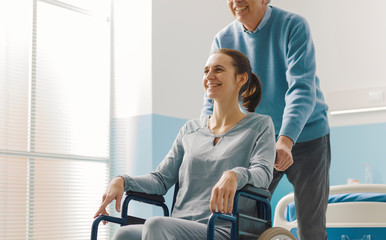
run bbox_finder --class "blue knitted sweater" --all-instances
[201,6,329,143]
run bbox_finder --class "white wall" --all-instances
[152,0,233,119]
[114,0,152,118]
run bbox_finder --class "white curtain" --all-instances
[0,0,111,239]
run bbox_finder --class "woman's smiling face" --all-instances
[203,53,241,101]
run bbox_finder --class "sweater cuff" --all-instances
[118,174,131,192]
[278,122,302,144]
[231,167,248,190]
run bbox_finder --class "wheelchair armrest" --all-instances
[238,184,271,199]
[123,191,170,218]
[126,191,165,203]
[91,192,169,240]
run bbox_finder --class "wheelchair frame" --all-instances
[91,184,272,240]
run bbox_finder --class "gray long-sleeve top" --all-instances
[122,113,275,226]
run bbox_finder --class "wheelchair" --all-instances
[91,184,296,240]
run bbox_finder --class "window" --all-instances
[0,0,111,239]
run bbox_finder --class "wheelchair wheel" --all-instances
[257,227,296,240]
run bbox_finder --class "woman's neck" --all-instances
[209,101,247,135]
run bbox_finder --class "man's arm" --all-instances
[279,17,318,143]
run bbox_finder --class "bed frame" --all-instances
[273,184,386,239]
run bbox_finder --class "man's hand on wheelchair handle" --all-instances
[210,171,238,214]
[275,136,294,172]
[93,177,125,225]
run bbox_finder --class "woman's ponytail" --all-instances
[241,73,262,112]
[213,48,263,112]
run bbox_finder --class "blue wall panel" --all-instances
[330,122,386,185]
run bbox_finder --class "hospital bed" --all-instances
[274,184,386,239]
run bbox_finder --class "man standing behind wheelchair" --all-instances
[201,1,331,239]
[94,49,276,240]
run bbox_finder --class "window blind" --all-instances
[0,0,112,239]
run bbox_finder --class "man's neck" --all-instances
[243,5,267,32]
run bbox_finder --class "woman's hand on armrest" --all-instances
[93,177,125,224]
[210,171,237,214]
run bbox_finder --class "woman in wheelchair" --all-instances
[94,49,276,240]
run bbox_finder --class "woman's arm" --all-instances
[93,176,125,223]
[210,116,276,213]
[210,170,238,214]
[232,117,276,189]
[122,124,186,195]
[94,123,187,219]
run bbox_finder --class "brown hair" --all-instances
[213,49,262,112]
